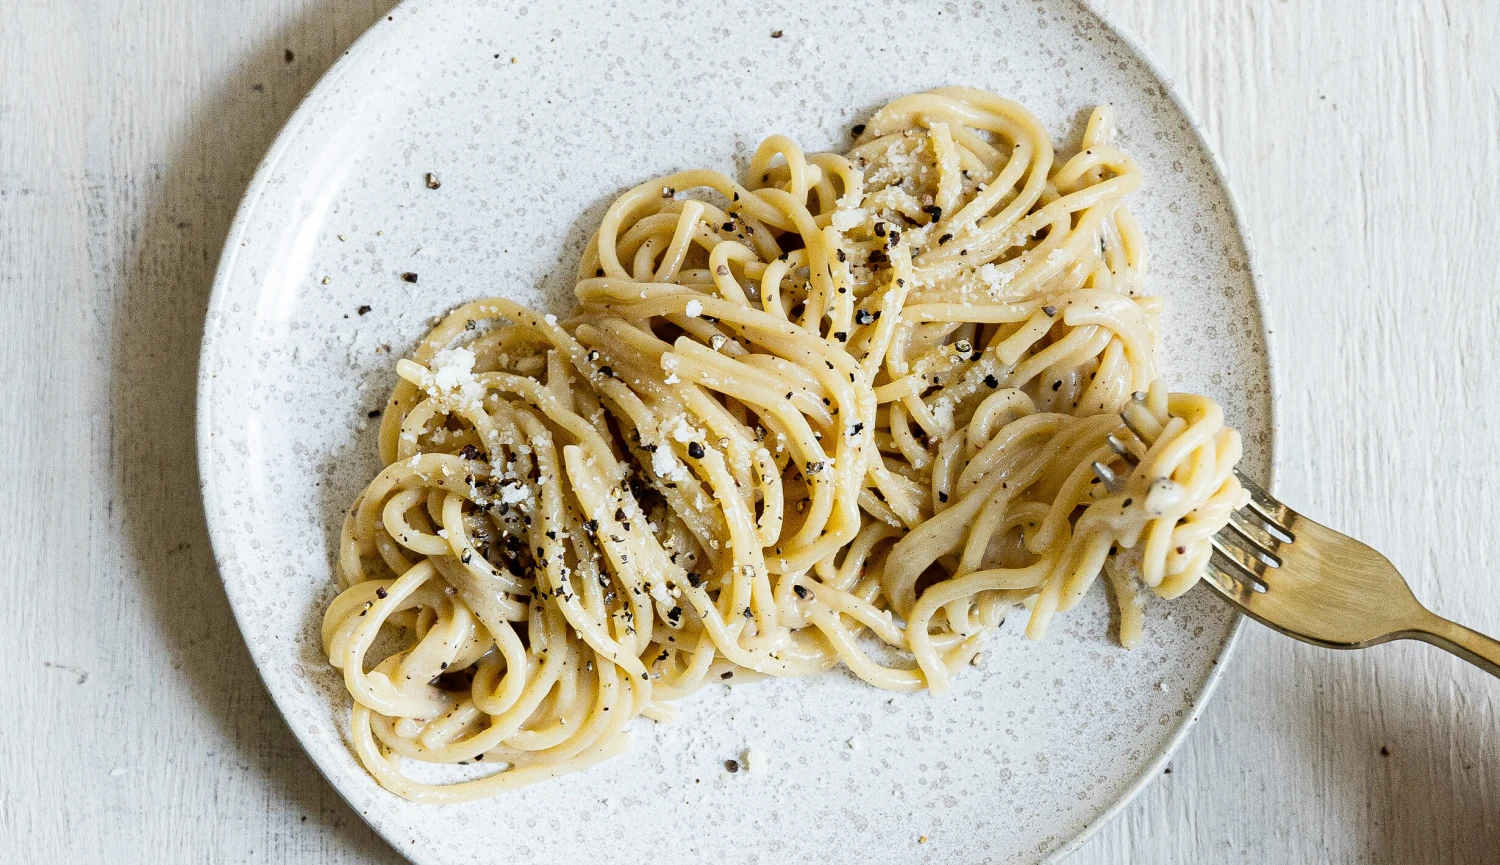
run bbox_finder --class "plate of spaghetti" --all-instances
[198,1,1275,862]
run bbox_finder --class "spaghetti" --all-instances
[321,88,1248,801]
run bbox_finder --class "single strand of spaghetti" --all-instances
[1101,558,1147,649]
[649,632,720,700]
[967,388,1038,449]
[899,295,1042,324]
[654,201,707,282]
[864,454,926,527]
[855,491,906,528]
[747,134,812,201]
[822,226,858,335]
[1052,144,1138,194]
[806,151,862,212]
[858,257,914,379]
[469,621,531,716]
[946,122,1005,171]
[801,604,926,692]
[322,579,397,655]
[758,257,793,319]
[614,214,676,270]
[886,401,931,471]
[706,240,757,304]
[632,237,663,281]
[909,550,1060,691]
[927,121,963,217]
[337,498,380,588]
[543,348,579,415]
[1112,205,1147,290]
[1075,338,1131,414]
[382,488,448,557]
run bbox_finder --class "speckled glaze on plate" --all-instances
[197,1,1275,862]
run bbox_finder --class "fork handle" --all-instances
[1411,612,1500,678]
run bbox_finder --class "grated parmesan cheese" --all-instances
[830,207,866,232]
[426,346,486,409]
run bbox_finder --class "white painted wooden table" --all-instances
[3,1,1496,862]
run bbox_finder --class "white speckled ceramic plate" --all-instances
[198,1,1275,862]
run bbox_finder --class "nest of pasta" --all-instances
[322,87,1247,801]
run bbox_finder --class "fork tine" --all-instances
[1209,547,1269,593]
[1232,468,1294,533]
[1226,510,1285,555]
[1105,433,1140,466]
[1119,400,1161,446]
[1091,461,1125,492]
[1201,558,1248,598]
[1211,534,1277,579]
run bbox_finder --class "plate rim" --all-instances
[195,0,1281,860]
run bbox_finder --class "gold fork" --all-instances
[1096,395,1500,677]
